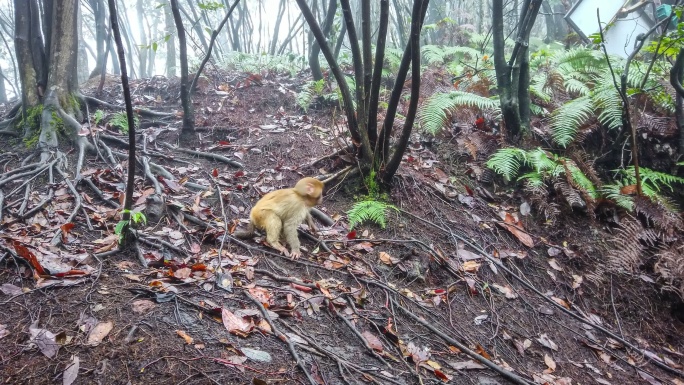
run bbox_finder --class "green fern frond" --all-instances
[109,111,138,133]
[486,148,528,180]
[518,171,545,186]
[347,200,397,229]
[592,81,623,130]
[550,95,593,147]
[567,163,598,199]
[527,148,559,175]
[530,103,544,115]
[422,45,449,65]
[530,73,552,102]
[624,167,684,193]
[601,183,635,211]
[418,91,500,134]
[564,78,590,96]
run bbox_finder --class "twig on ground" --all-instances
[243,290,318,385]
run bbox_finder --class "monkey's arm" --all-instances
[305,212,318,234]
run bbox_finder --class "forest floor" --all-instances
[0,68,683,385]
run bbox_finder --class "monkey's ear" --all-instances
[306,183,315,195]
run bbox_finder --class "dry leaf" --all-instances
[176,330,194,344]
[544,354,557,372]
[362,331,383,352]
[63,356,80,385]
[86,321,113,346]
[447,360,486,370]
[536,333,558,351]
[131,299,156,314]
[547,258,563,271]
[461,260,481,272]
[492,284,518,299]
[222,308,254,337]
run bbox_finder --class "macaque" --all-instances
[236,177,324,259]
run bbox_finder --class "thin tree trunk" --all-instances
[309,0,337,80]
[136,0,147,78]
[269,0,286,55]
[170,0,194,132]
[165,3,176,76]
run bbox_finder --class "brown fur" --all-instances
[236,177,324,259]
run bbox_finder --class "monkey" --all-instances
[235,177,324,259]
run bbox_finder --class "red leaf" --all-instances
[218,140,231,146]
[212,168,219,177]
[13,241,46,276]
[346,230,357,240]
[474,117,486,130]
[291,283,312,292]
[234,170,245,178]
[464,185,474,196]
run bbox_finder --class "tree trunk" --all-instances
[14,0,41,112]
[270,0,286,55]
[136,0,147,78]
[541,0,554,43]
[309,0,337,81]
[165,3,177,77]
[0,67,7,103]
[170,0,194,133]
[88,0,108,78]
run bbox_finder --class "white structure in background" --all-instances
[565,0,657,58]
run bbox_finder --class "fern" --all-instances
[567,163,598,199]
[601,183,635,210]
[623,167,684,193]
[347,200,397,229]
[550,95,593,147]
[109,111,138,133]
[297,79,325,112]
[419,91,500,133]
[485,148,528,180]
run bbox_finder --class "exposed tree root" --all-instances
[160,142,244,168]
[80,94,175,119]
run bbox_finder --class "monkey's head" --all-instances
[294,177,324,206]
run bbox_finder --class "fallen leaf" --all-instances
[547,258,563,271]
[447,360,486,370]
[63,355,79,385]
[131,299,156,314]
[0,324,8,340]
[222,308,254,337]
[29,321,59,358]
[86,321,113,345]
[0,283,24,296]
[362,331,383,352]
[241,347,272,362]
[544,354,557,372]
[176,330,194,344]
[492,284,518,299]
[498,214,534,247]
[537,333,559,351]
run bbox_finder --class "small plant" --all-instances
[297,79,326,112]
[93,110,105,125]
[347,200,397,229]
[115,210,147,244]
[109,111,138,133]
